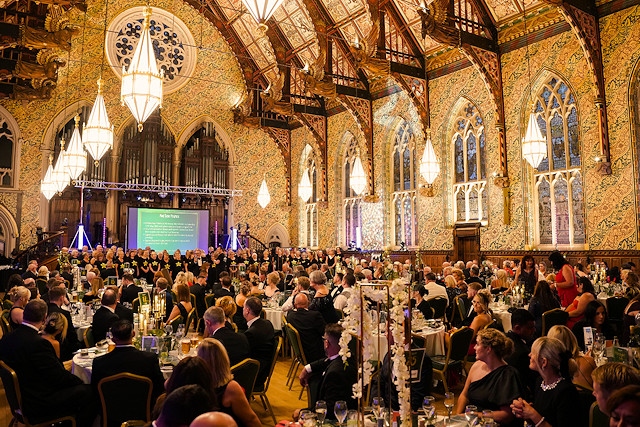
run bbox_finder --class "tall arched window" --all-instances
[343,135,362,247]
[532,76,585,247]
[299,144,318,248]
[391,120,418,247]
[452,102,487,224]
[0,108,20,189]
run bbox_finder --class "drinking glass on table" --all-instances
[423,396,436,425]
[481,409,493,425]
[372,396,385,421]
[444,392,455,421]
[592,339,605,364]
[334,400,348,426]
[315,400,327,425]
[465,405,478,426]
[299,410,316,427]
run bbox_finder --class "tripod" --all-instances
[70,185,93,251]
[224,226,243,251]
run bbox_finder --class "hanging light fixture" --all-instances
[121,6,164,132]
[64,115,87,180]
[520,1,547,169]
[420,130,440,186]
[350,156,367,196]
[51,138,70,194]
[41,155,57,200]
[298,168,312,203]
[84,79,114,166]
[257,175,270,208]
[241,0,285,31]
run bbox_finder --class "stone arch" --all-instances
[628,57,640,242]
[0,204,19,256]
[265,222,290,248]
[0,104,22,189]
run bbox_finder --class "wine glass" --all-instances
[592,340,604,364]
[315,400,327,425]
[372,396,385,421]
[444,392,455,421]
[334,400,348,426]
[299,410,316,427]
[465,405,478,426]
[423,396,436,426]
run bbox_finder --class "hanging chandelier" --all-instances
[41,155,57,200]
[241,0,285,31]
[51,139,70,194]
[522,112,547,169]
[419,130,440,185]
[298,168,312,203]
[257,176,270,208]
[121,6,164,132]
[64,115,87,180]
[84,79,114,165]
[350,156,367,196]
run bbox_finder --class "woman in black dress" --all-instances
[514,255,539,296]
[411,284,433,319]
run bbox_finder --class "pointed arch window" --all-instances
[452,102,487,224]
[532,77,584,247]
[391,120,418,247]
[299,144,318,248]
[0,112,18,188]
[343,135,362,247]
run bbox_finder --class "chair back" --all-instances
[542,308,569,336]
[84,326,95,348]
[607,296,629,335]
[185,308,196,332]
[1,309,11,336]
[132,298,140,313]
[2,299,12,310]
[455,295,467,326]
[589,402,609,427]
[411,333,426,349]
[485,317,504,332]
[98,372,153,427]
[0,360,24,423]
[167,315,184,328]
[285,323,307,365]
[448,326,474,363]
[258,336,283,393]
[430,297,447,319]
[230,358,260,399]
[205,294,216,308]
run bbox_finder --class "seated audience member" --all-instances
[528,280,561,337]
[309,270,339,324]
[263,271,281,300]
[91,319,165,419]
[606,385,640,427]
[458,329,524,427]
[491,269,510,294]
[190,412,238,427]
[214,276,235,299]
[0,299,96,425]
[571,300,616,350]
[448,289,492,356]
[423,272,449,303]
[7,285,30,330]
[298,324,358,418]
[592,363,640,418]
[333,273,355,312]
[197,338,262,427]
[622,293,640,345]
[40,311,67,360]
[565,277,596,329]
[155,278,174,323]
[92,287,120,342]
[505,309,537,393]
[460,283,483,326]
[216,295,240,331]
[411,284,433,319]
[547,325,595,391]
[168,283,193,325]
[191,273,208,316]
[281,276,311,313]
[511,336,580,427]
[155,385,214,427]
[287,293,326,363]
[47,285,81,360]
[243,296,275,388]
[203,306,249,366]
[119,273,142,304]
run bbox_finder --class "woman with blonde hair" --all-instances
[197,338,261,427]
[547,325,595,390]
[7,285,30,329]
[82,275,104,303]
[167,283,193,325]
[264,271,281,300]
[216,295,238,331]
[492,269,509,293]
[41,312,68,360]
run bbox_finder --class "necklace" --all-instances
[540,377,563,391]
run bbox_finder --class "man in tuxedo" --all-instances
[505,309,537,393]
[281,276,311,313]
[298,323,357,417]
[119,273,142,304]
[191,273,207,318]
[47,286,81,360]
[91,319,165,424]
[21,259,38,281]
[92,288,120,342]
[333,273,355,312]
[329,273,344,300]
[243,296,275,388]
[213,275,235,299]
[286,293,326,363]
[460,283,482,326]
[0,299,96,425]
[203,306,249,366]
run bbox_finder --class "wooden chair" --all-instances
[132,297,140,313]
[1,309,11,336]
[542,308,569,336]
[230,358,260,400]
[252,336,283,425]
[454,295,468,327]
[284,323,308,397]
[430,296,448,320]
[205,294,216,308]
[606,296,629,335]
[83,326,95,348]
[0,360,76,427]
[167,315,184,328]
[185,308,197,332]
[432,326,474,393]
[2,299,13,310]
[97,372,153,427]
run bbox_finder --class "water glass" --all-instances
[465,405,478,426]
[315,400,327,425]
[372,396,385,421]
[444,392,455,421]
[481,409,493,425]
[299,410,316,427]
[334,401,348,426]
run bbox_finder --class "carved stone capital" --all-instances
[493,176,510,188]
[595,161,612,175]
[317,201,328,209]
[419,186,435,197]
[363,194,379,203]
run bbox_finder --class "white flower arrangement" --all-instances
[339,279,413,426]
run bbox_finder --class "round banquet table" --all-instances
[72,317,91,342]
[492,308,512,332]
[72,348,174,384]
[263,307,283,331]
[370,325,445,361]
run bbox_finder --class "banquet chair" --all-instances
[252,336,283,425]
[589,402,609,427]
[205,294,216,308]
[167,315,184,328]
[430,297,448,320]
[0,360,76,427]
[230,358,260,400]
[120,422,146,427]
[285,323,308,398]
[454,295,467,327]
[431,326,474,393]
[411,333,426,349]
[542,308,569,336]
[2,299,12,310]
[83,327,95,348]
[1,309,11,336]
[185,308,197,332]
[606,296,629,335]
[132,298,140,313]
[97,372,153,427]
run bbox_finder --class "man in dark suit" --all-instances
[191,273,207,322]
[0,299,96,425]
[91,319,165,426]
[92,288,120,342]
[243,296,275,388]
[119,273,142,304]
[505,309,537,393]
[286,293,326,364]
[213,275,235,299]
[298,323,357,417]
[47,285,81,360]
[203,306,249,366]
[21,259,38,281]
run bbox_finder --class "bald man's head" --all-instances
[189,412,238,427]
[294,292,309,309]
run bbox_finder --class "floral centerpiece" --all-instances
[339,279,412,426]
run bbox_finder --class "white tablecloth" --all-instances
[72,317,91,342]
[370,325,446,361]
[492,309,512,332]
[72,348,174,384]
[263,308,283,331]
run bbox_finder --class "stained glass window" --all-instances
[391,120,417,247]
[343,135,362,246]
[300,144,318,247]
[532,76,584,247]
[0,114,16,188]
[452,102,487,224]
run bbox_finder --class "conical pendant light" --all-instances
[257,176,270,208]
[350,156,367,196]
[84,79,114,165]
[298,168,312,203]
[41,155,57,200]
[51,139,69,194]
[419,131,440,185]
[522,112,547,169]
[64,115,87,180]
